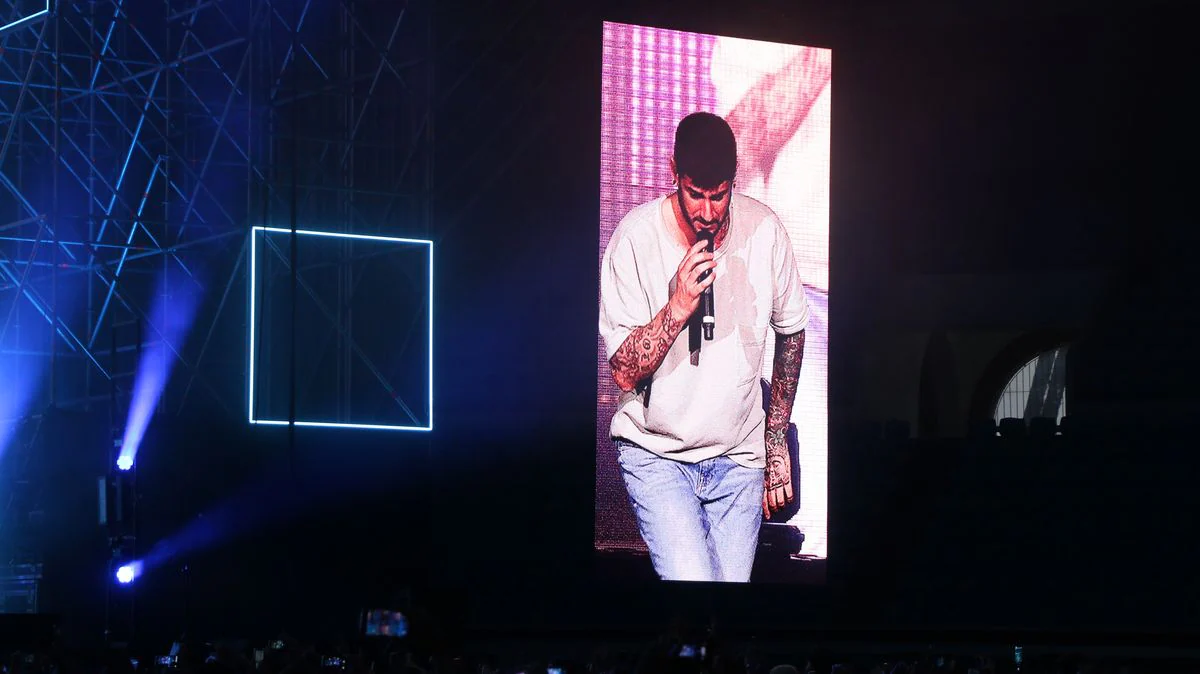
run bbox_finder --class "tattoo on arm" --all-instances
[609,304,686,392]
[726,50,831,182]
[765,330,805,488]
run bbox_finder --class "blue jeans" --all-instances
[616,441,764,582]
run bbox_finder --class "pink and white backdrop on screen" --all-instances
[597,22,831,561]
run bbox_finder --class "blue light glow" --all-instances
[0,1,50,35]
[116,455,134,471]
[115,561,142,584]
[250,419,432,432]
[120,267,202,469]
[247,226,433,432]
[248,228,258,424]
[428,239,434,431]
[0,352,45,463]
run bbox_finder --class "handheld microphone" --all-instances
[699,231,715,340]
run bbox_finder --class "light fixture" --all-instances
[115,561,142,585]
[248,226,434,431]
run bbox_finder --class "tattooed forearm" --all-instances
[765,330,805,470]
[764,330,804,497]
[767,330,805,432]
[609,304,687,392]
[726,49,830,181]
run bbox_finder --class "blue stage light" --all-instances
[115,562,141,584]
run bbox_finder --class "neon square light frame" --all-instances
[248,226,433,431]
[0,1,51,34]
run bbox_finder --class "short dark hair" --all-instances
[673,112,737,189]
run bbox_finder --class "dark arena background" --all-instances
[2,0,1200,669]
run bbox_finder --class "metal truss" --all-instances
[243,0,434,425]
[0,2,434,592]
[0,0,434,421]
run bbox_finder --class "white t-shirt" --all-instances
[599,193,810,468]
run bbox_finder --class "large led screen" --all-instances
[597,22,830,583]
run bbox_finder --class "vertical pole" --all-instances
[288,0,299,477]
[50,0,61,408]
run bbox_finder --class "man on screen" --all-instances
[599,112,808,582]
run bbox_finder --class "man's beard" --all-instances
[677,191,729,238]
[690,213,728,238]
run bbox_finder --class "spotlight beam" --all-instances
[119,268,203,467]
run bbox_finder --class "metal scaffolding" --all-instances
[0,0,434,614]
[0,0,432,410]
